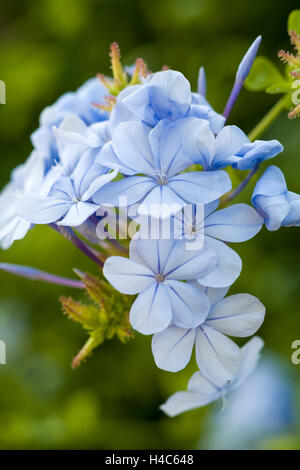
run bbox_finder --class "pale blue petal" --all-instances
[70,148,96,195]
[197,236,241,288]
[112,121,155,175]
[253,194,290,231]
[148,70,191,121]
[54,115,102,148]
[40,92,76,126]
[93,176,156,206]
[22,152,46,193]
[81,168,118,201]
[138,185,186,218]
[234,139,283,170]
[122,85,155,126]
[206,293,265,337]
[96,141,137,175]
[57,201,98,227]
[252,165,287,197]
[75,77,109,123]
[103,256,155,295]
[165,280,210,328]
[195,325,242,382]
[168,171,231,205]
[251,165,290,230]
[188,370,225,393]
[213,125,248,170]
[130,283,172,334]
[7,219,32,247]
[283,192,300,227]
[204,199,220,218]
[163,240,217,281]
[109,85,140,129]
[31,126,57,162]
[188,104,225,134]
[204,203,263,242]
[231,336,264,390]
[17,195,69,224]
[149,118,203,176]
[55,137,83,175]
[124,70,191,126]
[171,118,214,170]
[160,390,216,417]
[50,176,75,201]
[152,326,195,372]
[189,281,229,307]
[130,239,176,274]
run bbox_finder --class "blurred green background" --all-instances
[0,0,300,450]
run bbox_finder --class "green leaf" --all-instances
[288,10,300,35]
[266,83,291,94]
[245,56,286,92]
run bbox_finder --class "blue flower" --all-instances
[185,123,283,171]
[115,69,225,133]
[152,285,265,378]
[160,336,264,417]
[39,77,109,128]
[53,114,111,174]
[17,161,117,228]
[31,77,109,168]
[232,140,284,170]
[115,70,225,133]
[117,70,192,126]
[205,356,296,449]
[173,201,263,287]
[17,134,117,227]
[103,238,217,335]
[189,91,225,134]
[93,118,231,216]
[252,165,300,231]
[0,152,54,249]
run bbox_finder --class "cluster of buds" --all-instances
[60,270,133,368]
[278,30,300,118]
[94,42,148,111]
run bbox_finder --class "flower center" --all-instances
[155,273,165,283]
[157,173,168,185]
[186,223,197,237]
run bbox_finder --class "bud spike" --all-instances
[278,50,300,66]
[288,103,300,119]
[60,296,93,325]
[92,101,113,112]
[109,42,127,89]
[290,30,300,53]
[291,69,300,78]
[130,58,148,85]
[97,73,113,91]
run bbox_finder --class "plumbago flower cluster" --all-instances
[1,16,300,417]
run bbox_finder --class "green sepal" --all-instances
[60,271,134,368]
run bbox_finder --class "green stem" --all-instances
[248,96,288,141]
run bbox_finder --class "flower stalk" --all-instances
[0,262,84,289]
